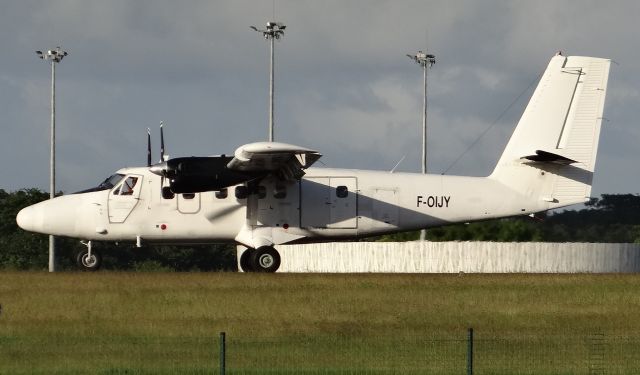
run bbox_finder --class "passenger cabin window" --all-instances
[274,184,287,199]
[182,193,196,200]
[257,186,266,199]
[113,176,139,196]
[336,185,349,198]
[215,188,228,199]
[235,186,248,199]
[162,186,175,200]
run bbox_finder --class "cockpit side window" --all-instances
[120,177,138,195]
[113,176,139,196]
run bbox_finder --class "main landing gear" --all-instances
[77,241,102,271]
[240,246,281,273]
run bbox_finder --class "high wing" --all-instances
[227,142,322,180]
[150,142,322,193]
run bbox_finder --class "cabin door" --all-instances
[108,175,143,223]
[301,177,357,229]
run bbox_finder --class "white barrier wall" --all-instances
[259,242,640,273]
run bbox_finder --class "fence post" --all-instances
[467,328,473,375]
[220,331,226,375]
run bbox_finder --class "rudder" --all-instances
[491,54,611,208]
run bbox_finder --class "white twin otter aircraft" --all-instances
[17,54,611,272]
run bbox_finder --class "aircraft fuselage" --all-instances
[17,166,549,247]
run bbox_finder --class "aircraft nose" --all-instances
[16,205,43,232]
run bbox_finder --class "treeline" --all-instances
[1,189,639,271]
[378,194,640,243]
[0,189,237,271]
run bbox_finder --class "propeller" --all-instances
[148,122,175,199]
[160,121,165,162]
[147,128,152,167]
[147,122,260,194]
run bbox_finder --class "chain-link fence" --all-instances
[2,331,639,374]
[219,331,640,374]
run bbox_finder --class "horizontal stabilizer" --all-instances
[521,150,577,165]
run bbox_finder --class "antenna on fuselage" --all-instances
[390,155,406,174]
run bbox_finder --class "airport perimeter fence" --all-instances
[216,330,640,374]
[3,330,640,374]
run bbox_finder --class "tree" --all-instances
[0,189,236,271]
[3,190,640,269]
[0,189,50,269]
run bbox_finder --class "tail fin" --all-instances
[491,54,611,208]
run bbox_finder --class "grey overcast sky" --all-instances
[1,1,638,197]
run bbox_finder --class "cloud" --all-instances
[0,1,637,196]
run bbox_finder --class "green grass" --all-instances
[1,273,640,374]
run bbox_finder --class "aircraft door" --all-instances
[372,188,399,228]
[108,175,143,223]
[328,177,357,229]
[300,177,330,228]
[257,180,300,227]
[301,177,357,229]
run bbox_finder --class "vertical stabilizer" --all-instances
[491,54,611,208]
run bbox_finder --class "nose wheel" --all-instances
[77,241,102,271]
[240,246,281,273]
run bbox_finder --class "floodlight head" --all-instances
[38,47,68,63]
[407,50,436,68]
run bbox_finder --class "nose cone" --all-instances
[16,196,84,236]
[16,205,43,233]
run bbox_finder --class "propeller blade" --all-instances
[159,121,165,162]
[147,128,152,167]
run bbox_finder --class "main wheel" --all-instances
[250,246,281,273]
[76,250,102,271]
[240,248,255,272]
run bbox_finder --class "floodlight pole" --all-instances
[251,22,286,142]
[407,51,435,241]
[36,46,68,272]
[269,33,275,142]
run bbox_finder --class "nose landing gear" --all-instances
[77,241,102,271]
[240,246,281,273]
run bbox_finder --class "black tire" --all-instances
[76,250,102,271]
[240,248,255,273]
[250,246,281,273]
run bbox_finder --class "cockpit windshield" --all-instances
[73,174,125,194]
[98,174,126,190]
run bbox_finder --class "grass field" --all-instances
[1,272,639,374]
